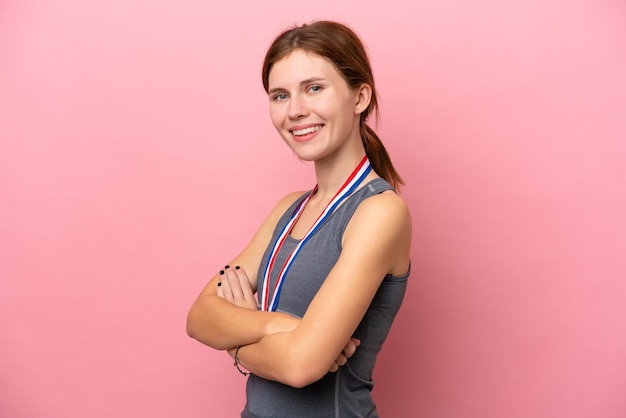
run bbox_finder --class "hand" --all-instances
[328,338,360,373]
[216,265,258,311]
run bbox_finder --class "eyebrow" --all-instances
[268,77,326,95]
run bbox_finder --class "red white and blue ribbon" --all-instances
[260,155,372,312]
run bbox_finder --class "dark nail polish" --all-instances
[217,282,222,287]
[219,270,224,275]
[225,265,230,269]
[235,266,240,270]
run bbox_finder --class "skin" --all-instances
[186,49,412,388]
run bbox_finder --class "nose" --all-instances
[288,94,309,119]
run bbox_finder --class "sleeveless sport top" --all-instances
[242,178,409,418]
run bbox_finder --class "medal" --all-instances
[261,156,372,311]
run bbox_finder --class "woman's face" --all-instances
[267,49,366,162]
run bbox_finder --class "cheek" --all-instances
[269,107,291,144]
[269,106,283,129]
[315,96,351,122]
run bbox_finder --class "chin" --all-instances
[284,144,317,162]
[291,152,317,162]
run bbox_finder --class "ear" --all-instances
[354,83,372,115]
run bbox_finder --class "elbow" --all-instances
[284,367,327,389]
[186,306,227,349]
[279,353,329,389]
[185,308,200,339]
[284,373,321,389]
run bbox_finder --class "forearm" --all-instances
[234,330,334,388]
[186,293,297,350]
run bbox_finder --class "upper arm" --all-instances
[186,191,304,348]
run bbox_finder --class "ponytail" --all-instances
[360,122,404,191]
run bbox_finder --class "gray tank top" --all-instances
[243,178,409,418]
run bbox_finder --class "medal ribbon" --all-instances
[261,155,372,312]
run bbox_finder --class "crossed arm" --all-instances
[216,265,361,377]
[186,190,411,388]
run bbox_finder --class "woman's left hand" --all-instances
[328,337,361,372]
[216,265,258,311]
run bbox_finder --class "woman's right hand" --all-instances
[216,265,259,311]
[217,265,301,335]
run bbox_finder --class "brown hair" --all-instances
[261,20,404,190]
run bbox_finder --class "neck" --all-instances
[312,146,368,200]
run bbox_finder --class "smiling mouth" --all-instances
[291,125,323,136]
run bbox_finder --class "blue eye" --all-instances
[273,93,288,101]
[309,85,322,93]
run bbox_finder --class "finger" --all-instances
[342,341,357,359]
[224,266,258,310]
[223,265,246,305]
[342,338,361,360]
[233,266,256,303]
[216,278,224,298]
[328,363,339,373]
[218,268,235,303]
[335,353,347,367]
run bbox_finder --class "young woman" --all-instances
[187,20,412,417]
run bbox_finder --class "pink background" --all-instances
[1,1,625,417]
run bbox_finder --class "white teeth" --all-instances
[292,125,322,136]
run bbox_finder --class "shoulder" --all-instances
[258,190,309,235]
[270,191,308,218]
[352,189,411,229]
[278,190,309,207]
[342,189,412,274]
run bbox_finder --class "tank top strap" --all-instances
[329,178,395,242]
[338,177,394,216]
